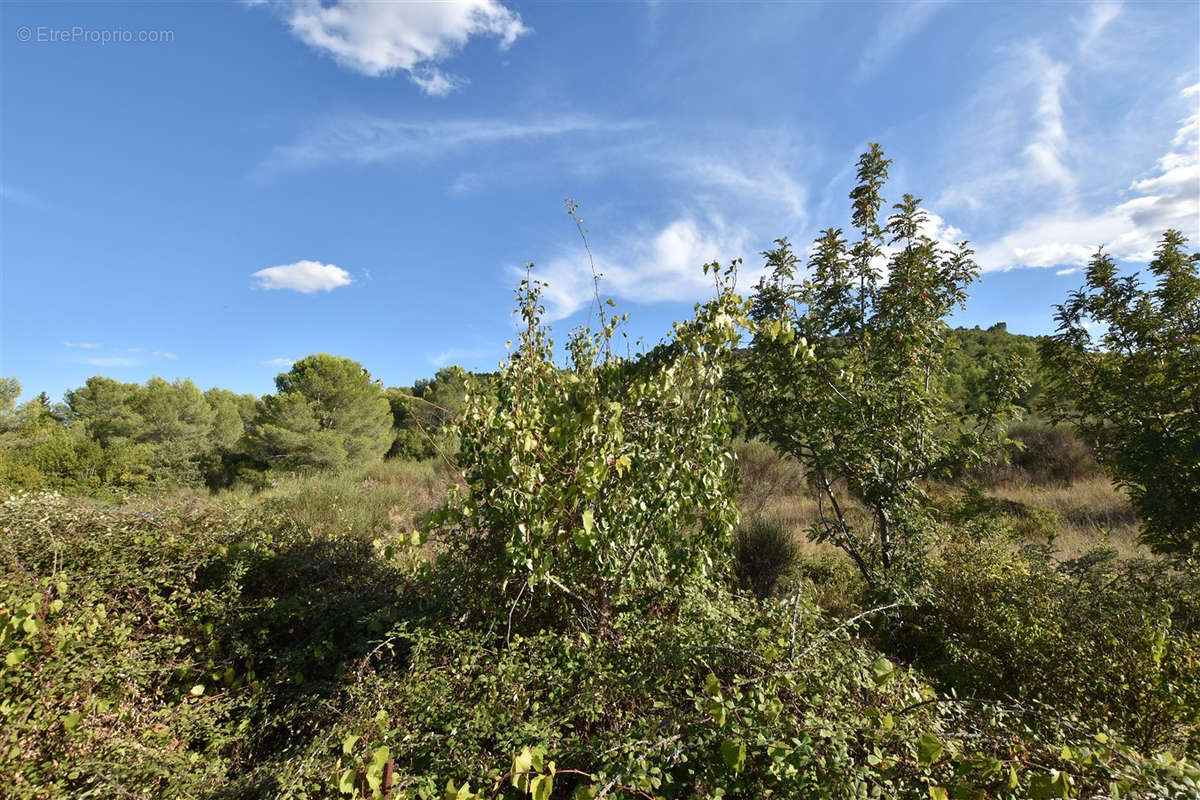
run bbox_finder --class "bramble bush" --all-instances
[891,515,1200,755]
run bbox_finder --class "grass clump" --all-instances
[733,516,799,599]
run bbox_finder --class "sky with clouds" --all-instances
[2,0,1197,400]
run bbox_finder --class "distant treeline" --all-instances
[0,324,1043,494]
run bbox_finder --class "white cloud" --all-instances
[661,153,809,229]
[154,351,179,360]
[264,357,295,368]
[85,357,137,368]
[258,115,640,175]
[1,185,40,208]
[1056,267,1080,276]
[856,1,949,81]
[262,0,528,95]
[1024,56,1074,192]
[63,341,102,350]
[430,346,491,367]
[526,213,755,321]
[973,85,1200,271]
[1079,1,1123,52]
[252,260,354,293]
[935,43,1078,216]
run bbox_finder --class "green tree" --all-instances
[204,388,257,451]
[1042,230,1200,556]
[64,377,144,446]
[64,376,221,486]
[0,377,20,432]
[248,354,393,472]
[0,385,152,491]
[387,365,471,460]
[737,145,1025,585]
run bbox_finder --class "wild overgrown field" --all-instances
[2,148,1197,799]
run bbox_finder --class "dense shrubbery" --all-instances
[895,522,1200,754]
[4,487,1195,799]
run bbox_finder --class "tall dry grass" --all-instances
[236,458,450,541]
[734,440,1145,562]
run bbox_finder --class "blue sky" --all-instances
[2,0,1197,401]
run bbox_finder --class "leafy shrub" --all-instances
[938,484,1063,543]
[0,490,423,798]
[896,522,1200,753]
[427,266,749,624]
[733,516,798,599]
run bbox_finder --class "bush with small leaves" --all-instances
[426,261,751,626]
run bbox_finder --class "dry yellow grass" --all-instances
[988,476,1146,559]
[735,440,1145,561]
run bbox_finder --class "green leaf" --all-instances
[5,648,27,666]
[871,656,894,685]
[338,768,356,795]
[928,788,948,800]
[511,746,533,790]
[917,732,944,766]
[342,734,359,755]
[706,697,726,727]
[530,773,553,800]
[62,712,82,732]
[721,738,746,773]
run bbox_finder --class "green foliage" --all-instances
[0,487,425,798]
[59,375,233,487]
[738,145,1027,585]
[388,366,472,461]
[1043,231,1200,556]
[248,353,394,473]
[0,380,153,491]
[428,265,748,621]
[733,516,799,599]
[943,323,1046,414]
[896,520,1200,754]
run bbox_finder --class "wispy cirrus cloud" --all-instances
[257,115,643,176]
[84,356,138,368]
[1078,0,1123,53]
[253,0,528,96]
[972,81,1200,271]
[856,0,949,81]
[263,357,295,368]
[1,184,43,209]
[62,342,180,369]
[252,260,354,293]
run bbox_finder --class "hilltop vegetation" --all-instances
[2,147,1197,799]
